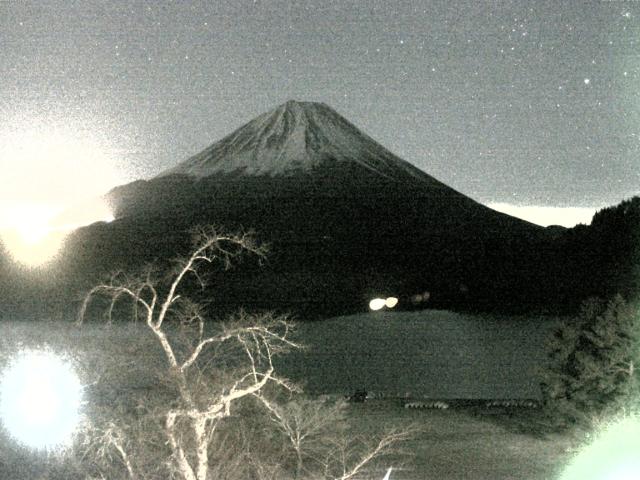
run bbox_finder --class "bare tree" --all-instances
[255,396,348,478]
[76,226,416,480]
[255,395,419,480]
[320,427,416,480]
[77,227,300,480]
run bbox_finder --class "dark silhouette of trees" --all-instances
[540,295,639,428]
[555,197,640,311]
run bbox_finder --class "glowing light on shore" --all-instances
[0,349,83,450]
[369,298,386,311]
[0,204,66,266]
[560,416,640,480]
[385,297,399,308]
[369,297,399,311]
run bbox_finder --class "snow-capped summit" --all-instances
[158,100,435,183]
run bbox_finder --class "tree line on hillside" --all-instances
[0,196,637,319]
[399,196,640,315]
[549,196,640,312]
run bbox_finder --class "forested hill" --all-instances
[551,196,639,310]
[0,196,637,320]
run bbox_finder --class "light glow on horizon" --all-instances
[0,203,67,266]
[0,349,83,450]
[0,198,114,267]
[488,202,598,227]
[0,125,118,266]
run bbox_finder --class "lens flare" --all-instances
[0,124,119,266]
[560,416,640,480]
[0,127,119,205]
[0,199,113,267]
[0,349,83,450]
[0,204,67,266]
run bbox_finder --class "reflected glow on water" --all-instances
[0,349,83,450]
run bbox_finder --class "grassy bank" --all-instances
[346,399,576,479]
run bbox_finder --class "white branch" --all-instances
[166,411,197,480]
[335,430,414,480]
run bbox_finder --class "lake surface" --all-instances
[277,310,563,399]
[0,310,563,400]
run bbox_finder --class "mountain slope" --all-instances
[110,100,529,228]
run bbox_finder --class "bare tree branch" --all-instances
[76,227,303,480]
[76,226,413,480]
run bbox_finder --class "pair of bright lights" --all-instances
[369,297,398,311]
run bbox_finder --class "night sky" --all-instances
[1,0,639,226]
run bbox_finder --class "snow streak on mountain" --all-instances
[159,100,438,185]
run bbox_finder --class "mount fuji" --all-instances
[65,101,556,316]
